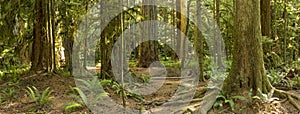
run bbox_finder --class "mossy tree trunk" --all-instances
[223,0,272,97]
[283,0,287,63]
[194,0,205,82]
[292,18,299,60]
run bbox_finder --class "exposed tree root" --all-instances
[287,95,300,111]
[273,87,300,110]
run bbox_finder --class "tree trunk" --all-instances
[62,0,74,74]
[215,0,223,68]
[51,0,56,71]
[46,0,52,72]
[223,0,272,98]
[137,1,159,68]
[174,0,187,62]
[261,0,272,66]
[31,0,50,72]
[272,0,278,40]
[171,0,177,61]
[260,0,271,37]
[283,0,287,63]
[293,14,300,60]
[195,0,204,81]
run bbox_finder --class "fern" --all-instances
[26,86,38,102]
[65,86,108,113]
[100,79,112,87]
[26,86,53,107]
[1,88,16,102]
[71,87,87,104]
[215,94,246,111]
[76,76,103,91]
[39,87,54,105]
[64,102,83,113]
[0,95,4,104]
[67,86,108,108]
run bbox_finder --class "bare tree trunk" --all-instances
[46,0,52,72]
[51,0,56,71]
[62,0,74,74]
[261,0,271,37]
[98,1,114,79]
[31,0,49,72]
[172,0,177,61]
[175,0,181,61]
[174,0,187,62]
[215,0,223,68]
[137,0,159,68]
[181,1,190,68]
[272,0,278,40]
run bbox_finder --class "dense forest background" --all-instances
[0,0,300,113]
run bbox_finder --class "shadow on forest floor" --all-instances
[0,67,299,113]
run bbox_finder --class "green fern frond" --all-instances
[26,86,37,102]
[64,102,83,113]
[72,87,87,104]
[90,92,109,105]
[25,86,53,107]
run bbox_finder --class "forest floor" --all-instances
[0,67,299,113]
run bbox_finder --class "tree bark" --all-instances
[223,0,272,97]
[283,0,287,63]
[51,0,56,71]
[31,0,50,72]
[62,0,74,74]
[174,0,187,62]
[272,0,278,40]
[137,1,159,68]
[195,0,204,81]
[260,0,271,37]
[292,12,300,60]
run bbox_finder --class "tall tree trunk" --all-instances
[172,0,177,61]
[283,0,287,63]
[174,0,187,62]
[215,0,223,68]
[31,0,50,72]
[181,1,190,68]
[179,0,187,62]
[62,0,74,74]
[223,0,272,99]
[163,6,168,61]
[99,1,114,79]
[46,0,52,72]
[195,0,204,81]
[272,0,278,40]
[51,0,56,70]
[137,0,159,68]
[261,0,271,37]
[297,18,300,58]
[261,0,272,64]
